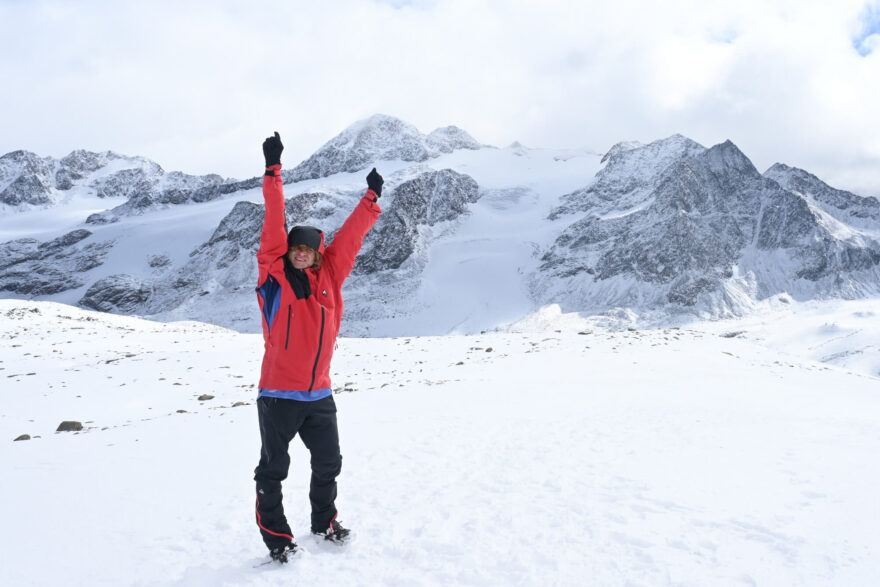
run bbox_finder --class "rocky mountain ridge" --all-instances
[2,114,879,333]
[539,137,880,317]
[0,148,262,218]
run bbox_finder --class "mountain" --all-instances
[1,115,879,334]
[76,167,482,331]
[0,147,261,222]
[539,137,880,318]
[764,162,880,228]
[286,114,482,182]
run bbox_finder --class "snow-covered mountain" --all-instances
[2,115,879,335]
[540,137,880,318]
[286,114,482,183]
[0,148,259,221]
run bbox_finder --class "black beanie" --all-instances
[287,225,322,250]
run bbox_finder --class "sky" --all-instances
[2,0,879,196]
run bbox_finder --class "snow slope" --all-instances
[3,299,879,586]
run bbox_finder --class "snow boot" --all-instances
[313,519,351,544]
[269,541,298,563]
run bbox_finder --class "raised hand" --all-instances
[366,168,383,197]
[263,132,284,168]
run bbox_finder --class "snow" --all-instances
[0,187,128,241]
[345,145,603,336]
[3,299,880,586]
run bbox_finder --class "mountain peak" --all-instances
[342,113,422,141]
[425,125,481,153]
[287,114,484,182]
[703,139,757,175]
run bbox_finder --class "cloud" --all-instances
[853,2,880,55]
[1,0,879,196]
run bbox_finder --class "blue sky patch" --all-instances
[853,3,880,56]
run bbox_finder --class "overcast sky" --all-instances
[2,0,879,195]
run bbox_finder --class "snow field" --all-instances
[2,300,880,586]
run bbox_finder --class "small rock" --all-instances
[176,409,188,413]
[56,421,83,432]
[485,347,493,353]
[231,402,248,407]
[14,434,31,441]
[198,394,214,401]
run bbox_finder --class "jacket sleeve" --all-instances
[323,189,382,285]
[257,165,287,282]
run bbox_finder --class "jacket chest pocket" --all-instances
[284,304,292,350]
[317,287,336,310]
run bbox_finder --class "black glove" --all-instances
[366,167,384,197]
[262,132,283,168]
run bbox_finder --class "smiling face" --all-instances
[287,244,316,270]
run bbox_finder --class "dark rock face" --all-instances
[85,171,259,224]
[354,169,480,274]
[79,274,152,313]
[765,163,880,227]
[0,151,55,206]
[0,229,112,295]
[56,421,83,432]
[91,167,160,200]
[55,150,120,190]
[148,254,171,269]
[541,137,880,311]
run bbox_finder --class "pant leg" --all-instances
[254,397,305,549]
[298,395,342,533]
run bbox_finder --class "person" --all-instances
[253,131,383,563]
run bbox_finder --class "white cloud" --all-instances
[1,0,879,195]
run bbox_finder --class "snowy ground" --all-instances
[2,299,880,586]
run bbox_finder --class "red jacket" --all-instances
[256,164,381,392]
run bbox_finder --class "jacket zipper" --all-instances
[308,306,326,392]
[284,305,291,350]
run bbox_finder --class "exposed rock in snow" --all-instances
[0,147,259,218]
[550,134,705,220]
[56,150,124,191]
[0,229,113,296]
[0,151,55,206]
[764,163,880,228]
[85,172,260,224]
[354,169,481,275]
[600,140,644,163]
[55,421,83,433]
[79,274,153,313]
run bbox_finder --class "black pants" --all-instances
[254,395,342,550]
